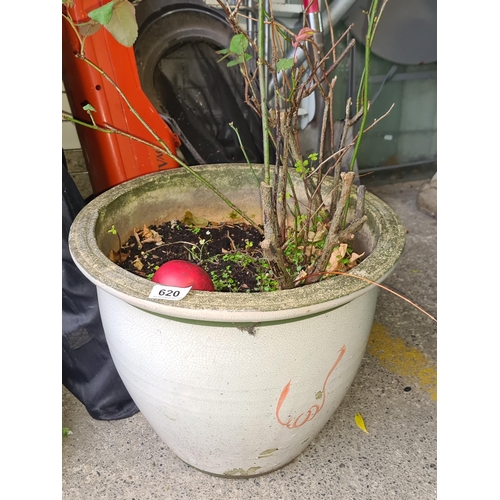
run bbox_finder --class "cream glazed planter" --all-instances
[69,164,405,477]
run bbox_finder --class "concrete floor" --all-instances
[62,171,437,499]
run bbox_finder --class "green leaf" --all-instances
[229,34,248,55]
[103,1,138,47]
[227,60,239,67]
[277,58,294,72]
[88,1,114,26]
[83,103,96,112]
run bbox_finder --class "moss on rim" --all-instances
[69,165,406,322]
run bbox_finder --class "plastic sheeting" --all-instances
[62,162,139,420]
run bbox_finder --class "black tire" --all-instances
[134,0,265,164]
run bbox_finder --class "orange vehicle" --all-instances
[62,0,180,195]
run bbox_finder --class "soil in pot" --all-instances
[110,214,364,293]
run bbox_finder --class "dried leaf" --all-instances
[350,251,364,262]
[108,248,120,263]
[139,225,163,244]
[345,251,365,270]
[307,224,327,243]
[294,269,308,286]
[132,256,144,271]
[140,224,153,239]
[297,245,317,258]
[354,412,369,433]
[142,231,162,244]
[326,246,344,273]
[108,249,130,263]
[326,244,362,273]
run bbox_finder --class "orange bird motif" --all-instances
[275,345,346,429]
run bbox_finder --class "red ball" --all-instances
[152,260,214,291]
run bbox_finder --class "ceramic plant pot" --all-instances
[68,164,405,477]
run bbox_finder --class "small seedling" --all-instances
[222,252,253,268]
[255,267,279,292]
[184,238,209,262]
[294,152,318,178]
[210,265,240,292]
[146,265,160,280]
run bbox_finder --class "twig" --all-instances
[350,0,382,172]
[295,271,437,323]
[310,172,365,280]
[63,113,262,231]
[133,228,142,250]
[260,182,294,289]
[258,0,271,182]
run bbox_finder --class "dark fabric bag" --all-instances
[62,163,139,420]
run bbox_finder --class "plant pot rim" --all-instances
[69,165,406,323]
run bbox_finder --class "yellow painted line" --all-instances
[368,323,437,401]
